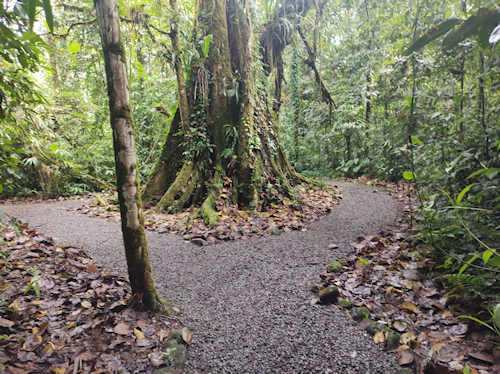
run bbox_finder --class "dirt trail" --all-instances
[2,181,401,373]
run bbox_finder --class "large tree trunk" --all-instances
[144,0,307,222]
[95,0,164,311]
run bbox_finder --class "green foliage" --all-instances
[276,0,500,317]
[407,8,500,52]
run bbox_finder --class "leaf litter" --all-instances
[313,178,499,374]
[73,180,341,245]
[0,218,185,373]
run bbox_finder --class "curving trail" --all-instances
[2,182,401,373]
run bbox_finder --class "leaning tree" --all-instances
[143,0,316,223]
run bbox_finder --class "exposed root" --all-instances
[156,163,195,212]
[128,292,168,313]
[199,170,223,226]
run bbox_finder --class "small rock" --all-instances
[318,286,339,304]
[191,238,207,246]
[339,298,352,308]
[327,261,342,273]
[328,244,339,250]
[353,307,371,321]
[385,331,401,351]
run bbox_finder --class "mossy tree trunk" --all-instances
[144,0,308,221]
[95,0,164,311]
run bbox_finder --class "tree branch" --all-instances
[297,25,336,109]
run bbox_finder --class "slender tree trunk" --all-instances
[169,0,191,137]
[95,0,164,311]
[478,50,489,160]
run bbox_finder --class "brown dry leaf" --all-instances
[182,327,193,345]
[374,331,385,344]
[133,328,145,340]
[401,302,420,314]
[393,320,408,332]
[150,352,164,367]
[22,334,42,351]
[8,300,20,312]
[397,349,415,366]
[114,322,132,335]
[0,317,15,328]
[87,263,98,273]
[468,352,494,364]
[50,366,67,374]
[400,332,416,345]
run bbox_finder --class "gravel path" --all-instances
[1,182,401,373]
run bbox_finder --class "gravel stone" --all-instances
[1,181,401,373]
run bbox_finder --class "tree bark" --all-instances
[95,0,164,311]
[478,50,489,160]
[144,0,309,219]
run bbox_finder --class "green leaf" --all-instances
[68,42,81,54]
[482,249,494,264]
[458,315,496,333]
[488,255,500,267]
[42,0,54,33]
[478,10,500,47]
[456,183,475,204]
[493,304,500,331]
[458,253,480,275]
[410,136,423,146]
[405,18,461,54]
[202,34,212,58]
[23,0,37,29]
[358,257,370,266]
[403,171,415,180]
[467,168,500,179]
[440,11,500,50]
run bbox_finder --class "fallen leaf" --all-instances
[468,351,494,364]
[0,317,15,328]
[401,302,420,314]
[374,331,385,344]
[182,327,193,345]
[393,320,408,332]
[87,263,98,273]
[400,332,416,345]
[51,366,67,374]
[81,300,92,309]
[134,328,145,340]
[397,349,414,365]
[114,322,132,335]
[150,351,164,367]
[22,334,42,351]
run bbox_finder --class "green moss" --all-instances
[327,261,342,273]
[386,331,401,351]
[339,298,352,308]
[353,307,371,321]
